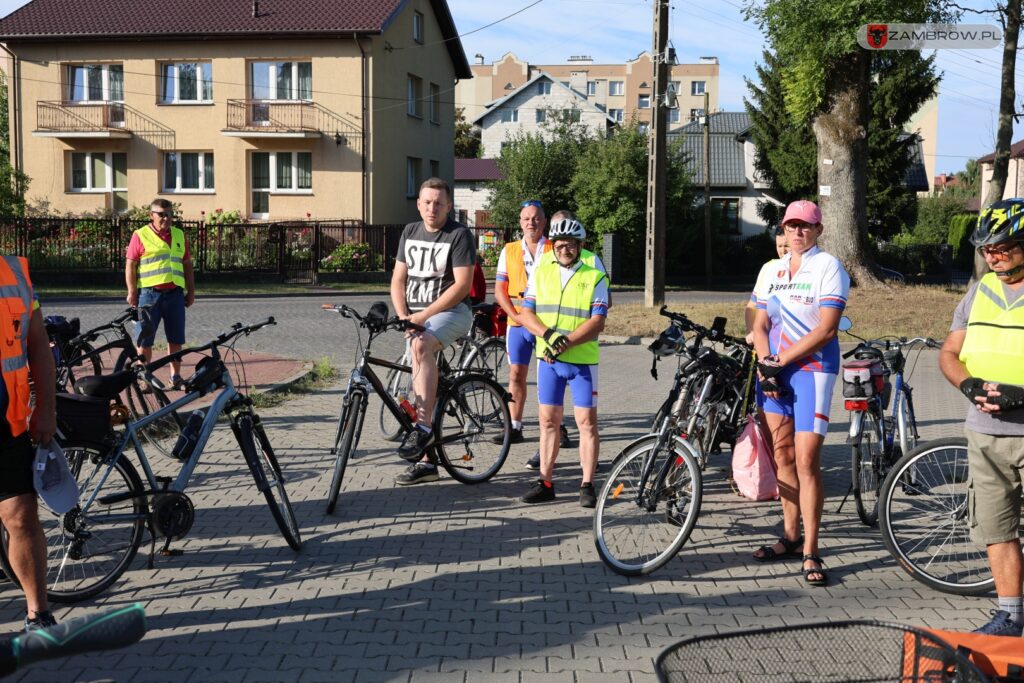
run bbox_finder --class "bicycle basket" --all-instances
[44,315,80,340]
[654,620,990,683]
[55,392,112,444]
[364,301,389,331]
[843,358,885,399]
[884,348,905,375]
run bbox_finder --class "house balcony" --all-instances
[222,100,322,138]
[34,101,132,138]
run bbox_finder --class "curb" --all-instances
[251,361,317,395]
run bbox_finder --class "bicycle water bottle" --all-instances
[171,410,205,461]
[396,393,417,421]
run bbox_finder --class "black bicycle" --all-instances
[323,302,513,514]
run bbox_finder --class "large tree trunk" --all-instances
[974,0,1021,281]
[813,50,880,287]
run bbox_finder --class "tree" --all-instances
[454,107,481,159]
[955,158,980,197]
[744,0,951,285]
[0,71,28,216]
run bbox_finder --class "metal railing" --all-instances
[37,101,127,131]
[225,100,318,131]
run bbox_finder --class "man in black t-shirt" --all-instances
[390,178,476,485]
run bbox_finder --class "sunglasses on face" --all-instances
[783,222,816,233]
[978,243,1022,260]
[554,242,579,251]
[520,200,543,209]
[151,210,173,218]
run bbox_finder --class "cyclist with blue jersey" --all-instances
[750,200,849,587]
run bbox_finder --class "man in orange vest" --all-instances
[0,255,57,630]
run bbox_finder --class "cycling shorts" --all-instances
[762,367,837,436]
[506,325,536,366]
[537,360,598,409]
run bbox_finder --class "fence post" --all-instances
[312,222,321,285]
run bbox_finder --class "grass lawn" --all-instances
[35,281,389,298]
[603,284,963,342]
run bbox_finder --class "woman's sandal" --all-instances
[802,554,828,586]
[752,536,803,563]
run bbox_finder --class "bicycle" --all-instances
[0,318,301,602]
[377,302,508,442]
[878,437,1024,596]
[47,306,182,459]
[835,317,940,527]
[323,302,512,515]
[594,307,754,576]
[0,604,147,678]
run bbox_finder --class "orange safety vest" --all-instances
[502,240,552,326]
[0,256,33,437]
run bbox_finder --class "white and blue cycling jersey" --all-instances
[754,245,850,375]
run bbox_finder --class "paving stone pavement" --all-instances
[1,308,993,682]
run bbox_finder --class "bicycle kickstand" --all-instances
[835,484,852,514]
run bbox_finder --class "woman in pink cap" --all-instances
[748,200,850,587]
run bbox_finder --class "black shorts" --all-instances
[0,433,35,502]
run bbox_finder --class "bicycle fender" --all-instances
[846,411,864,447]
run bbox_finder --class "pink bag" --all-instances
[731,416,779,501]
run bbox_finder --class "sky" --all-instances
[0,0,1013,175]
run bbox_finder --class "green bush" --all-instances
[320,242,381,272]
[947,213,976,268]
[913,193,968,244]
[479,246,501,267]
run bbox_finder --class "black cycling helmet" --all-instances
[971,198,1024,247]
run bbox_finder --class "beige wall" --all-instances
[907,94,939,195]
[6,0,459,223]
[980,157,1024,203]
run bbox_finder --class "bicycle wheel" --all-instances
[468,337,507,378]
[879,438,993,595]
[326,390,365,515]
[377,351,411,442]
[236,414,302,550]
[61,341,103,392]
[852,410,884,527]
[434,373,511,484]
[594,436,703,576]
[0,442,146,602]
[115,350,182,459]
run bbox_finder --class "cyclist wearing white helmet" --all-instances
[515,215,609,507]
[939,197,1024,637]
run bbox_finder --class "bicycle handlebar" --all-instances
[659,305,749,349]
[322,303,426,333]
[841,335,940,359]
[145,317,276,374]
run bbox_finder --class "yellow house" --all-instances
[0,0,470,223]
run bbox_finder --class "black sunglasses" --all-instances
[151,210,173,218]
[520,200,543,209]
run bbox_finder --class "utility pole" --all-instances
[702,91,712,288]
[644,0,669,307]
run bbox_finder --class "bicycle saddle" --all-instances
[74,371,136,399]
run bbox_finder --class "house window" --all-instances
[500,109,519,123]
[638,94,651,109]
[160,62,213,103]
[406,157,421,198]
[669,81,680,95]
[250,61,312,101]
[458,209,469,224]
[70,152,126,191]
[690,108,705,121]
[539,81,551,95]
[609,108,624,123]
[163,151,214,191]
[407,75,423,117]
[609,81,624,96]
[587,81,597,96]
[67,64,123,102]
[712,197,740,234]
[691,80,706,96]
[251,151,311,216]
[563,109,581,123]
[536,109,546,123]
[668,108,680,124]
[637,123,649,135]
[413,11,424,43]
[430,160,440,178]
[429,83,440,123]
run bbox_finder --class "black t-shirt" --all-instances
[395,219,476,311]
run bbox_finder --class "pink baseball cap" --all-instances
[781,200,822,226]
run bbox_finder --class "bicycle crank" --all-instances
[151,492,195,541]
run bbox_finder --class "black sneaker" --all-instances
[521,479,555,504]
[560,424,573,448]
[491,427,523,445]
[394,462,439,486]
[25,610,57,632]
[579,483,596,508]
[397,427,434,462]
[973,610,1024,637]
[525,450,541,470]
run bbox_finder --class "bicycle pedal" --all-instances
[159,548,184,557]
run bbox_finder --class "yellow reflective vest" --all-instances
[960,272,1024,384]
[533,261,607,365]
[134,226,186,289]
[0,256,34,437]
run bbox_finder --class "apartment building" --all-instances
[456,52,719,132]
[0,0,470,222]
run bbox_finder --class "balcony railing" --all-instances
[224,99,319,132]
[36,101,128,133]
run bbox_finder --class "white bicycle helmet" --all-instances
[548,218,586,242]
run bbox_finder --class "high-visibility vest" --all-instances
[134,226,186,288]
[502,240,552,326]
[960,272,1024,384]
[0,256,33,437]
[533,261,607,365]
